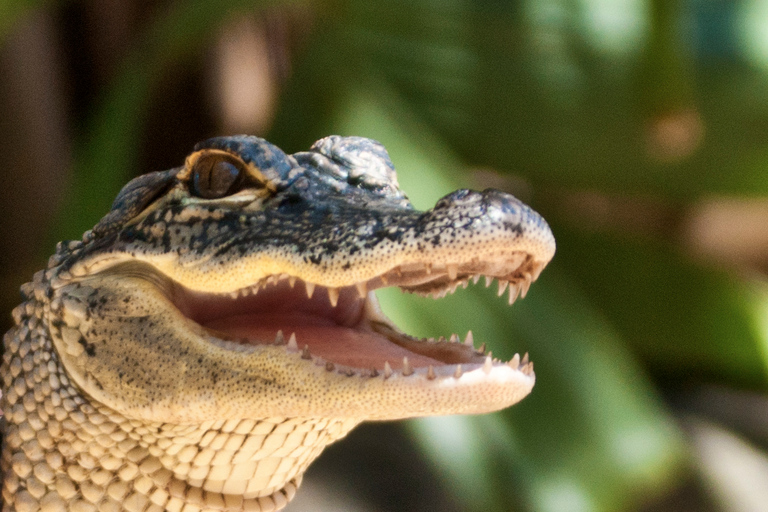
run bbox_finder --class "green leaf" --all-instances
[555,228,768,389]
[337,0,768,198]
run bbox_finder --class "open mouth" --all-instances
[171,255,542,380]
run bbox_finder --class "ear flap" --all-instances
[92,168,179,237]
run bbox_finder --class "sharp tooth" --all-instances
[497,280,509,296]
[461,280,469,289]
[531,263,544,281]
[274,330,285,345]
[355,282,368,299]
[464,331,474,347]
[449,333,459,343]
[510,353,520,368]
[240,287,250,297]
[483,355,493,374]
[267,275,278,285]
[305,282,315,298]
[325,362,335,371]
[522,352,529,365]
[327,287,340,307]
[370,368,379,378]
[476,342,486,355]
[301,345,312,360]
[508,283,520,305]
[426,365,436,380]
[437,336,446,343]
[384,361,393,378]
[520,274,532,298]
[447,264,458,280]
[485,276,493,288]
[287,333,298,351]
[472,275,481,285]
[427,337,436,343]
[229,291,238,299]
[454,364,463,379]
[402,357,413,376]
[523,362,534,375]
[289,276,297,288]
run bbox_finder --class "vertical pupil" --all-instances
[193,157,241,198]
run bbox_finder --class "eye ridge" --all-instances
[191,154,246,199]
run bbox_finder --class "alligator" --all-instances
[1,135,555,512]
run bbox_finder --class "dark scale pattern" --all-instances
[2,135,555,511]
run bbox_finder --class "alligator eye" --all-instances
[190,154,245,199]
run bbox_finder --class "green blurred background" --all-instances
[3,0,768,510]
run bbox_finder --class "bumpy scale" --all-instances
[1,135,555,511]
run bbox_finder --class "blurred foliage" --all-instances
[5,0,768,511]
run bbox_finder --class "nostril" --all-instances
[434,189,483,209]
[482,189,528,216]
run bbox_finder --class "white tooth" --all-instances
[508,283,520,305]
[483,355,493,374]
[523,361,534,375]
[402,357,413,376]
[355,282,368,299]
[461,280,469,289]
[426,365,436,380]
[531,263,544,281]
[472,275,481,285]
[327,287,340,307]
[522,352,529,365]
[520,274,532,298]
[447,264,458,280]
[240,287,250,297]
[267,275,277,285]
[454,364,463,379]
[384,361,393,378]
[287,333,298,351]
[305,282,315,298]
[485,276,493,288]
[464,331,474,347]
[509,353,520,369]
[274,330,285,345]
[449,333,459,343]
[229,291,238,299]
[477,342,486,355]
[497,280,509,296]
[289,276,297,288]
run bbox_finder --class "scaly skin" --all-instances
[1,135,555,511]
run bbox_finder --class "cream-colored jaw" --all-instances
[51,245,542,425]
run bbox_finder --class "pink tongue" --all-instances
[204,313,443,370]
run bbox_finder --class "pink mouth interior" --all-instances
[173,280,448,370]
